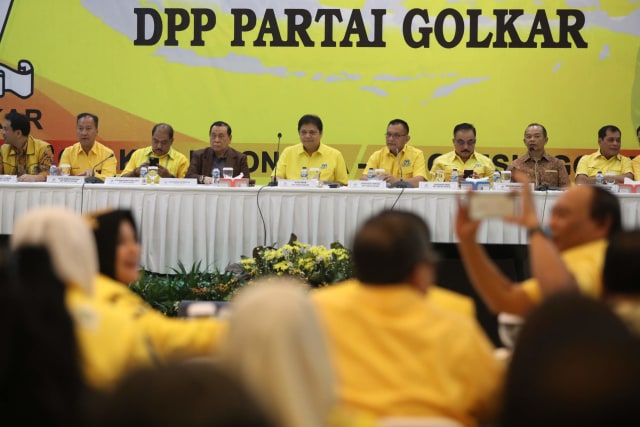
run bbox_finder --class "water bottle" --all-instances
[300,166,308,180]
[367,167,376,180]
[140,166,148,184]
[595,170,604,185]
[450,168,459,182]
[49,164,58,176]
[212,167,220,184]
[493,170,501,186]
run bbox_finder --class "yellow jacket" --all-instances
[94,274,226,363]
[66,283,152,390]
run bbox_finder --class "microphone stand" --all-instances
[268,132,282,187]
[85,153,115,184]
[390,146,413,188]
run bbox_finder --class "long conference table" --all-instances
[2,183,640,273]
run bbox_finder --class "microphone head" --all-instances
[84,176,104,184]
[277,132,282,139]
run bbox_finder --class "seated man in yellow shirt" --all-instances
[429,122,496,181]
[312,210,502,427]
[59,112,117,181]
[121,123,189,179]
[361,118,427,188]
[275,114,349,186]
[0,111,54,182]
[575,125,633,184]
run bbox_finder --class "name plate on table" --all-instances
[493,182,535,191]
[419,182,459,190]
[46,176,85,184]
[0,175,17,183]
[460,180,491,191]
[278,179,320,188]
[348,180,387,189]
[159,178,198,186]
[105,177,144,185]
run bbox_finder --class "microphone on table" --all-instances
[85,153,115,184]
[268,132,282,187]
[390,146,413,188]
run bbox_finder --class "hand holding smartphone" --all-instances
[467,192,519,220]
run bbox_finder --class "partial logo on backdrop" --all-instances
[0,0,34,98]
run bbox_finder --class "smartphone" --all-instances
[468,192,519,220]
[149,157,159,167]
[463,169,474,179]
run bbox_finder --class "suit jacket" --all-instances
[186,147,250,181]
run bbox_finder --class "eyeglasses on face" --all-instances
[385,133,407,139]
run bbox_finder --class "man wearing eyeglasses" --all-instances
[361,119,427,187]
[429,123,495,181]
[121,123,189,178]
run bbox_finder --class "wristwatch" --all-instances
[527,225,545,238]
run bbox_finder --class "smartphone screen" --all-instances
[468,192,519,220]
[149,157,159,166]
[463,169,474,179]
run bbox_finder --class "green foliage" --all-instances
[129,238,353,316]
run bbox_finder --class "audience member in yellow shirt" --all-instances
[312,210,502,427]
[88,209,226,363]
[10,207,152,390]
[121,123,189,178]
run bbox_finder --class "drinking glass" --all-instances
[501,170,512,183]
[604,172,616,185]
[309,167,320,181]
[375,168,385,180]
[60,163,71,176]
[223,167,234,179]
[435,169,445,183]
[147,166,159,184]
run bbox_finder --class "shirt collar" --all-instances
[595,149,622,161]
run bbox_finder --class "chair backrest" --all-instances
[379,417,464,427]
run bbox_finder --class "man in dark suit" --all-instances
[186,121,250,184]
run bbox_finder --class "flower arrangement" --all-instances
[239,235,352,288]
[130,235,353,316]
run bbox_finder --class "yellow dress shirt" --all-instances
[59,141,117,179]
[276,143,349,185]
[575,150,632,177]
[66,283,152,390]
[429,150,495,181]
[121,146,189,178]
[94,274,226,363]
[0,135,53,176]
[364,145,428,179]
[311,281,501,427]
[521,238,608,304]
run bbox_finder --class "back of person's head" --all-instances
[10,207,98,295]
[0,245,87,427]
[353,210,439,284]
[589,186,622,237]
[4,111,30,136]
[87,209,137,280]
[94,363,273,427]
[500,293,640,427]
[218,278,335,427]
[603,230,640,295]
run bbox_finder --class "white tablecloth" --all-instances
[2,183,639,273]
